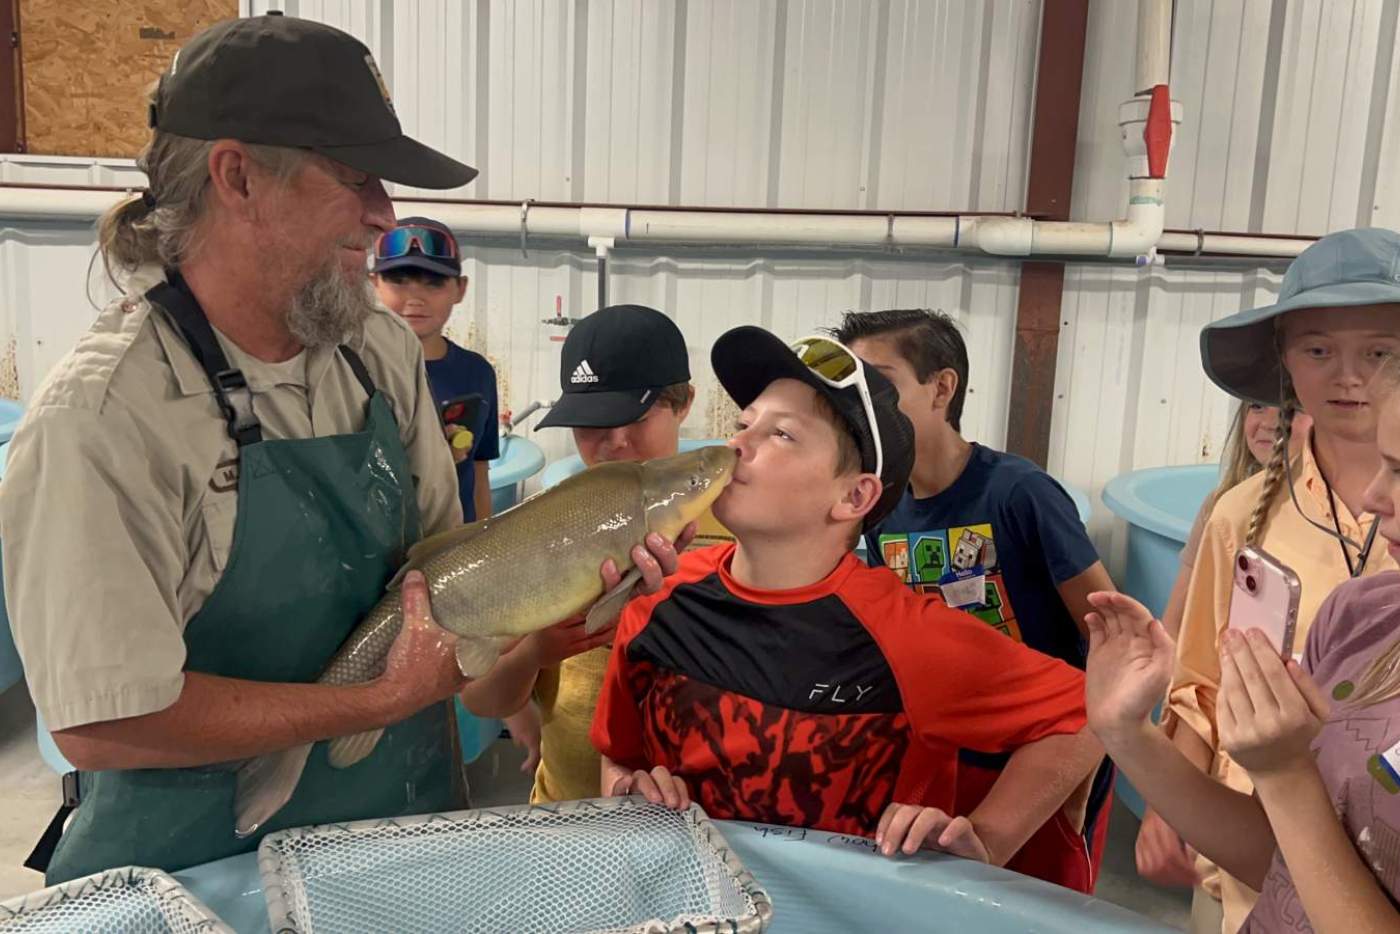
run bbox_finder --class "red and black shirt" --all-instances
[591,544,1087,837]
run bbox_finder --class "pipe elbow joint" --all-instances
[1109,216,1164,261]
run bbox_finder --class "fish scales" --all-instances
[233,447,735,837]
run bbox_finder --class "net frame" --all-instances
[258,796,774,934]
[0,865,233,933]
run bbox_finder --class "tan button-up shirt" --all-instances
[0,271,462,732]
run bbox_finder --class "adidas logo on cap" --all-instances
[570,360,600,384]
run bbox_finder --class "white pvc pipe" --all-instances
[1135,0,1172,94]
[0,186,129,221]
[0,186,1313,259]
[1156,232,1312,258]
[395,203,963,249]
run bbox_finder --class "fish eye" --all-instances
[689,474,702,488]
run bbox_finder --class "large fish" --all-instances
[234,445,737,836]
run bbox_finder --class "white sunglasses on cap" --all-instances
[789,335,884,479]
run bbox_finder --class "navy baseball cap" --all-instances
[371,216,463,278]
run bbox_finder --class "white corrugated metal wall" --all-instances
[1,0,1398,567]
[239,0,1043,468]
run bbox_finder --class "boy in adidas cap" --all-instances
[460,305,730,801]
[590,326,1104,880]
[539,304,699,475]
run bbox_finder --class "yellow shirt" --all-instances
[1165,430,1393,931]
[530,507,733,803]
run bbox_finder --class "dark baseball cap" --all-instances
[711,326,915,531]
[371,216,462,278]
[536,305,691,430]
[149,13,476,189]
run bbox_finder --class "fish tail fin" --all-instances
[234,743,313,838]
[326,728,386,769]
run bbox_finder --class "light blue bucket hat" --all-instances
[1201,227,1400,405]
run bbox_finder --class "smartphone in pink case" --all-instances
[1227,545,1301,659]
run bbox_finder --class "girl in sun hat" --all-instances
[1143,228,1400,933]
[1083,243,1400,932]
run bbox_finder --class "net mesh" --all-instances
[259,797,772,934]
[0,867,229,933]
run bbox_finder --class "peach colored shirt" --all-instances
[1166,429,1394,930]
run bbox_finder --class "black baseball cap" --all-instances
[371,216,462,278]
[536,305,691,430]
[711,326,915,531]
[149,13,476,189]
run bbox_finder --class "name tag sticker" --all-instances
[1382,739,1400,783]
[939,567,986,609]
[1369,737,1400,794]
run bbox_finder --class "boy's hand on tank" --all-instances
[875,804,990,863]
[1084,591,1174,746]
[610,765,691,810]
[381,571,469,715]
[1218,629,1329,779]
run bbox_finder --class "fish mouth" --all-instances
[709,446,739,486]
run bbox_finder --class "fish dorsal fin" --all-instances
[562,458,643,489]
[389,520,490,589]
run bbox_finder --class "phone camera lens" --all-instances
[1245,575,1257,593]
[1238,555,1250,571]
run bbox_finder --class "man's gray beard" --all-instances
[286,262,376,349]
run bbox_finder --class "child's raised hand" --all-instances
[1084,591,1175,745]
[1218,629,1329,780]
[874,803,991,863]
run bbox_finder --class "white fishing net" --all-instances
[0,866,231,933]
[258,796,773,934]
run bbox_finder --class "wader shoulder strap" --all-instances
[146,273,263,447]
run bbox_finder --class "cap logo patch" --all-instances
[364,54,396,115]
[571,360,599,384]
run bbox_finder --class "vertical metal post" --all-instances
[1004,0,1092,467]
[1,0,23,153]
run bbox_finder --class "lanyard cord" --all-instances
[1323,479,1380,579]
[1282,446,1378,579]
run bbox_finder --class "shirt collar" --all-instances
[140,269,341,397]
[1295,424,1376,531]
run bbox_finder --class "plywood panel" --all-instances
[20,0,236,157]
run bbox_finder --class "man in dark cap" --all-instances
[0,13,680,882]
